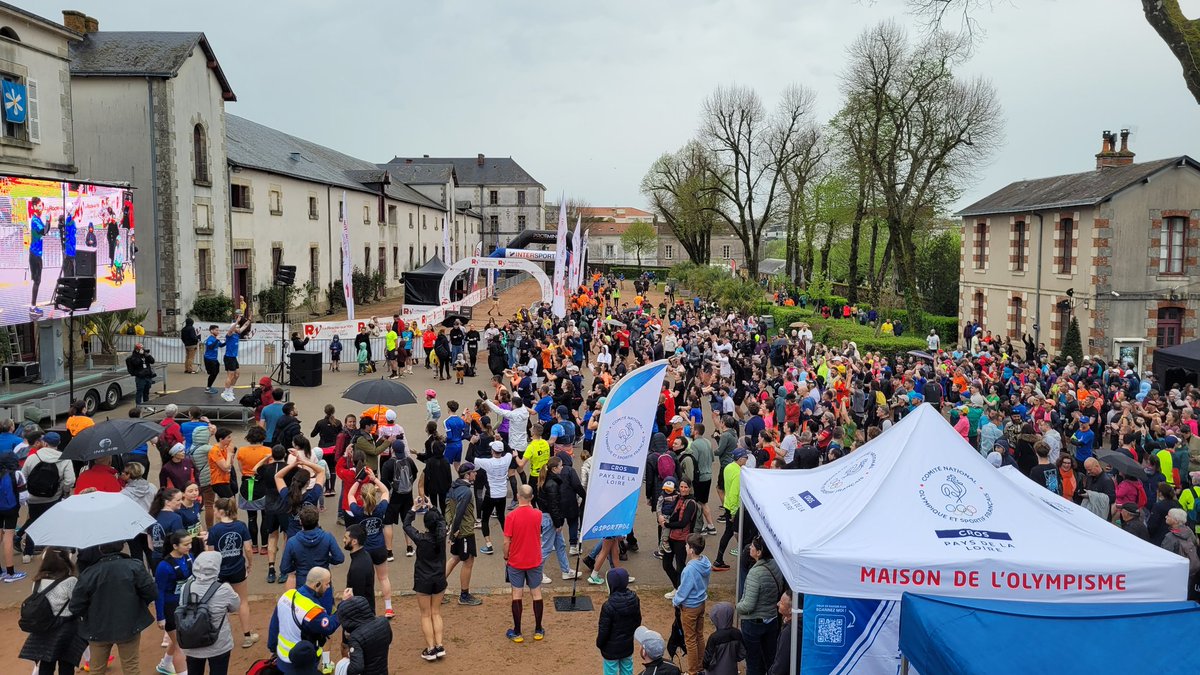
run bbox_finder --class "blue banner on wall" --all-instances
[2,80,26,123]
[802,595,904,675]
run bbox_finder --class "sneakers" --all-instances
[278,571,290,584]
[161,632,171,647]
[730,547,740,557]
[703,525,718,535]
[155,656,174,674]
[562,570,580,580]
[459,593,483,606]
[652,551,663,560]
[421,648,439,661]
[712,561,731,571]
[386,551,395,562]
[204,387,217,394]
[406,546,414,557]
[21,554,30,564]
[435,644,446,659]
[506,628,524,643]
[480,544,495,555]
[441,594,450,605]
[533,628,545,641]
[241,632,260,648]
[587,574,604,585]
[267,569,276,584]
[664,590,676,600]
[384,608,395,619]
[568,544,580,556]
[542,574,552,585]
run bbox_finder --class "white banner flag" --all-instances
[580,359,670,540]
[339,191,354,320]
[470,241,483,290]
[569,215,582,291]
[580,230,589,287]
[551,198,568,318]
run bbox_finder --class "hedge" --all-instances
[766,305,929,353]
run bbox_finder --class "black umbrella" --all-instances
[1096,451,1144,480]
[442,312,470,327]
[667,606,687,660]
[907,350,936,361]
[61,419,162,461]
[341,378,419,407]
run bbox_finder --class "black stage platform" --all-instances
[149,386,289,425]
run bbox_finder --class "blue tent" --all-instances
[900,593,1200,675]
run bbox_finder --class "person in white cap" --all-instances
[474,440,512,555]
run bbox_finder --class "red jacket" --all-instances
[73,465,123,495]
[159,418,183,449]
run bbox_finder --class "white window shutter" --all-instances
[26,79,39,143]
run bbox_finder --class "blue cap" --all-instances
[733,449,749,460]
[43,431,61,446]
[1165,435,1179,447]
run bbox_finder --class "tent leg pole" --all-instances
[901,655,910,675]
[790,590,800,675]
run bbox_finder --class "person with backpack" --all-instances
[206,497,258,650]
[596,567,641,675]
[176,550,239,675]
[380,438,417,560]
[19,547,87,675]
[333,594,392,675]
[155,530,194,675]
[21,432,74,563]
[0,452,27,581]
[346,469,393,618]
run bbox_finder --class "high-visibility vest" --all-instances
[275,589,324,663]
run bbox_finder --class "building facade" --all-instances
[68,17,236,333]
[957,131,1200,371]
[387,155,543,253]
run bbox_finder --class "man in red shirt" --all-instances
[503,484,544,643]
[73,455,123,494]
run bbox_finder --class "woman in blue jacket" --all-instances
[154,530,193,675]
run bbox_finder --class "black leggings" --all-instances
[205,358,220,388]
[716,511,740,565]
[662,537,686,589]
[29,253,42,305]
[38,660,74,675]
[479,497,506,538]
[437,354,451,380]
[186,652,230,675]
[247,510,263,547]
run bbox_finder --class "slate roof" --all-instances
[956,156,1200,217]
[380,162,455,185]
[225,115,442,210]
[69,31,236,101]
[386,156,543,188]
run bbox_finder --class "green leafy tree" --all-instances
[642,141,724,264]
[915,229,961,316]
[620,221,658,270]
[715,278,764,314]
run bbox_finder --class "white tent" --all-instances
[740,403,1187,604]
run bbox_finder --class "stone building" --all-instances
[957,130,1200,371]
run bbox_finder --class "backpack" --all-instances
[239,387,263,409]
[751,446,770,468]
[556,420,576,446]
[174,578,225,649]
[1187,487,1200,529]
[390,457,414,495]
[19,577,68,633]
[0,471,18,511]
[26,454,62,499]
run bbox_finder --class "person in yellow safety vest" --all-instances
[268,567,340,675]
[1178,474,1200,537]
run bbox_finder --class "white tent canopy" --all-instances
[740,404,1187,603]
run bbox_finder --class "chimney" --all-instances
[84,16,99,32]
[1095,129,1134,169]
[62,10,86,33]
[477,153,485,166]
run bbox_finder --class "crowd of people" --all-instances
[4,269,1198,675]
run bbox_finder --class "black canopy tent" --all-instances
[1153,338,1200,388]
[402,255,454,306]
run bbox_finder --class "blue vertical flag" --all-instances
[2,81,26,123]
[579,359,670,539]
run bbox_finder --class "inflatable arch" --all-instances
[438,256,552,306]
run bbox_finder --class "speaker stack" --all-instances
[289,350,322,387]
[53,276,97,311]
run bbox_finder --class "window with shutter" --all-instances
[26,78,38,143]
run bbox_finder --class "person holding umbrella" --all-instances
[21,432,74,564]
[73,455,123,494]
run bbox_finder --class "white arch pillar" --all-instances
[438,256,553,306]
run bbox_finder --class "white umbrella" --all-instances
[25,491,155,549]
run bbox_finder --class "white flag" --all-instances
[551,197,568,318]
[339,191,354,320]
[470,241,483,290]
[570,215,582,291]
[580,230,589,287]
[442,195,453,263]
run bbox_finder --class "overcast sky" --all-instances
[27,0,1200,212]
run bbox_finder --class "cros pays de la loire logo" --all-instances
[820,451,877,494]
[602,416,646,462]
[918,466,995,524]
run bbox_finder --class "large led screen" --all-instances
[0,177,136,325]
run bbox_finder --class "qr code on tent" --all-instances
[816,615,845,646]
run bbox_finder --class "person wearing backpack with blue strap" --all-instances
[20,432,74,564]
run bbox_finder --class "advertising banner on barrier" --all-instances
[579,359,669,539]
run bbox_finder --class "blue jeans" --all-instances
[741,617,780,675]
[135,376,153,405]
[602,657,633,675]
[540,513,569,574]
[451,344,463,364]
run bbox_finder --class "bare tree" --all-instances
[641,140,723,264]
[907,0,1200,107]
[780,128,827,283]
[842,21,1003,327]
[699,84,819,276]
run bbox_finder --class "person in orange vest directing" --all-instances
[267,566,340,675]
